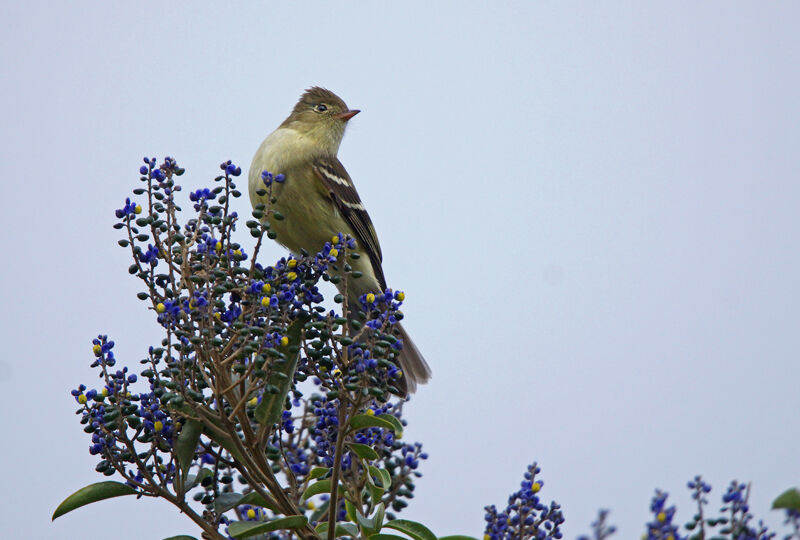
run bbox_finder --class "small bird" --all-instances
[248,87,431,395]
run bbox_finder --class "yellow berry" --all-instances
[331,235,339,244]
[215,241,222,251]
[154,421,163,432]
[261,297,270,308]
[262,283,271,293]
[102,388,108,397]
[214,312,221,320]
[92,344,102,356]
[307,501,316,511]
[247,397,258,407]
[246,508,256,520]
[78,394,87,404]
[134,204,142,214]
[332,368,341,377]
[657,511,666,523]
[287,272,297,281]
[233,249,242,259]
[531,482,541,493]
[287,259,297,268]
[366,409,375,416]
[156,303,165,313]
[366,293,375,304]
[280,336,289,346]
[396,291,405,301]
[329,248,338,257]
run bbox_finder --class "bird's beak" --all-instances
[334,109,360,121]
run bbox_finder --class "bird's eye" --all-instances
[315,104,328,112]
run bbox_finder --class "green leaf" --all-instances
[162,536,198,540]
[349,442,380,460]
[439,536,481,540]
[372,503,386,531]
[350,414,395,432]
[175,419,203,479]
[309,499,329,524]
[309,466,331,480]
[228,516,308,538]
[772,488,800,512]
[238,491,279,512]
[376,414,404,438]
[345,498,358,522]
[255,315,308,426]
[315,521,359,537]
[214,492,246,514]
[52,481,138,520]
[167,403,248,465]
[302,478,344,500]
[384,519,437,540]
[368,465,392,490]
[184,468,213,491]
[367,481,385,505]
[355,510,376,532]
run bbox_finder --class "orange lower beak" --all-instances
[334,109,360,121]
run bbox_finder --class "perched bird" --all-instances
[248,87,431,395]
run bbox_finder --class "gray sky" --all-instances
[2,2,799,538]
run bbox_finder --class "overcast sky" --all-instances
[2,2,799,539]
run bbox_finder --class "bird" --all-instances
[248,87,431,396]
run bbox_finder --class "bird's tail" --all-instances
[393,323,431,397]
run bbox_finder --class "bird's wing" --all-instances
[311,156,386,290]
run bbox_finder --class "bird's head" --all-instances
[280,87,360,154]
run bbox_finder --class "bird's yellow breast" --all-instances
[248,128,354,255]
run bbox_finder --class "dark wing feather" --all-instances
[312,156,386,289]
